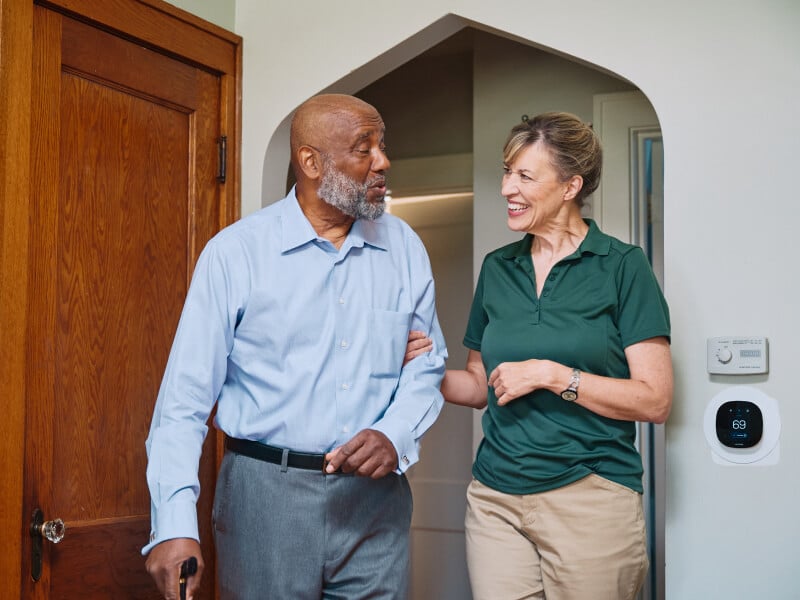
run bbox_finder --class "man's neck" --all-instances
[297,193,354,250]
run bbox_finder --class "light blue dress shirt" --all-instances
[143,188,447,554]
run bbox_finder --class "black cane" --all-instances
[179,556,198,600]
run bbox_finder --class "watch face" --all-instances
[561,390,578,402]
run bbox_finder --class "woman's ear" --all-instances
[296,146,323,181]
[563,175,584,202]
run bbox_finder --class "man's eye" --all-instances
[502,166,511,175]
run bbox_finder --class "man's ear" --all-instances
[296,146,323,181]
[563,175,584,202]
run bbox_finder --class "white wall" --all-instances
[182,0,800,597]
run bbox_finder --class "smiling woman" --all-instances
[437,111,673,600]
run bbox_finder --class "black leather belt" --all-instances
[225,437,328,471]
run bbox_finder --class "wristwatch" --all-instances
[560,368,581,402]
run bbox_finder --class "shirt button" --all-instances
[341,383,349,390]
[342,425,350,434]
[549,274,556,281]
[339,297,345,304]
[340,340,348,348]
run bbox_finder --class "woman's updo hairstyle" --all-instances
[502,112,602,207]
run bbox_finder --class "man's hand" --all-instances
[403,330,432,365]
[145,538,204,600]
[324,429,398,478]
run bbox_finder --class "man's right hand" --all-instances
[145,537,204,600]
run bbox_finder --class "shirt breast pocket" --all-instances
[369,309,412,378]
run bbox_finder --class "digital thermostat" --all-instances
[715,400,763,448]
[703,386,780,466]
[707,336,768,374]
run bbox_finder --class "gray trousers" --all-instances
[212,450,413,599]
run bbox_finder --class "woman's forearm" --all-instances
[441,350,488,409]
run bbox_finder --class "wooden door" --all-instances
[0,1,240,598]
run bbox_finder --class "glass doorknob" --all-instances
[31,509,66,543]
[40,518,66,544]
[30,508,66,582]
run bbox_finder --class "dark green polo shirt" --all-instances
[464,219,670,494]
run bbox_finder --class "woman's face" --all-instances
[501,140,569,234]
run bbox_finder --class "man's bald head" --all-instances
[290,94,378,154]
[290,94,380,163]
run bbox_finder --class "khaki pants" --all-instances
[465,475,649,600]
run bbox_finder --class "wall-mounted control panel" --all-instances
[707,337,768,375]
[704,386,780,465]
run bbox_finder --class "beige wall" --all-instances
[166,0,235,30]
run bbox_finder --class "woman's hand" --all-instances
[403,330,432,365]
[489,359,552,406]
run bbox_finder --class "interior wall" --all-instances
[228,1,799,598]
[165,0,235,30]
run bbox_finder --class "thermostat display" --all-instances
[715,400,763,448]
[707,337,768,374]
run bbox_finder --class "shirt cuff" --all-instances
[141,499,199,555]
[372,419,419,474]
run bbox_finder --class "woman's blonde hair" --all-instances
[503,112,602,207]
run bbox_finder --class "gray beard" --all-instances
[318,161,385,221]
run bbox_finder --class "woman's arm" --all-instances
[489,337,673,423]
[441,350,488,409]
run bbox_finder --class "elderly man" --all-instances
[144,94,447,599]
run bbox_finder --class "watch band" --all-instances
[560,368,581,402]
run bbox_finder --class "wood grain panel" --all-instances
[23,8,63,598]
[62,16,199,110]
[50,517,161,598]
[39,0,237,74]
[0,0,34,592]
[52,72,189,520]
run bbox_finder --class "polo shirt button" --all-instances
[549,274,556,281]
[543,291,549,297]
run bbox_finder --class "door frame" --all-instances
[0,1,241,595]
[593,90,665,600]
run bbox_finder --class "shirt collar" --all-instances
[280,187,388,253]
[501,218,611,260]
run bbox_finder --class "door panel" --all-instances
[22,7,231,598]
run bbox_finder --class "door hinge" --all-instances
[217,135,227,183]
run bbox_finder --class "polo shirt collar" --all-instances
[500,218,611,260]
[280,187,388,253]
